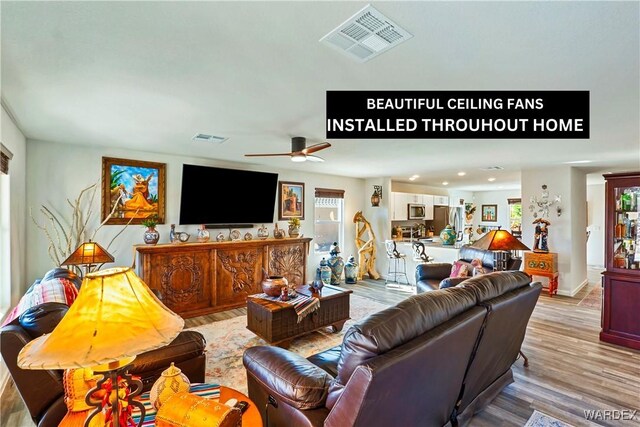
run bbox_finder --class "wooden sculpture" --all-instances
[353,211,380,280]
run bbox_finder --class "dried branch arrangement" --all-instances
[30,181,135,268]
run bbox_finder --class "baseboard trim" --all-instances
[557,279,589,297]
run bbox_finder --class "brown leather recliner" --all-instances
[1,302,206,427]
[416,245,523,293]
[243,271,541,427]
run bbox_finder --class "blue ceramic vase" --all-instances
[327,242,344,285]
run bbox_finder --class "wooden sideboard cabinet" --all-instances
[601,172,640,350]
[523,251,559,297]
[135,238,311,318]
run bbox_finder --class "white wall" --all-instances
[586,183,605,267]
[471,189,521,235]
[25,140,366,283]
[1,105,27,307]
[391,182,448,196]
[521,166,588,296]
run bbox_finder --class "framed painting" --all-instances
[101,157,166,225]
[481,204,498,222]
[278,181,305,220]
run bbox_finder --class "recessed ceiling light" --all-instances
[488,177,496,182]
[192,133,228,143]
[409,174,420,181]
[442,181,449,186]
[563,160,593,164]
[457,172,466,176]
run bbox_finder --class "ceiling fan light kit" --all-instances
[245,137,331,163]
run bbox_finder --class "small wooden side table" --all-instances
[523,251,559,297]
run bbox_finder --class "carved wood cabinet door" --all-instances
[266,243,306,286]
[153,251,211,314]
[216,248,264,307]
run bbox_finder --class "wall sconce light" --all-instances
[371,185,383,207]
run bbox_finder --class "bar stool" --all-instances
[384,240,413,293]
[412,242,434,264]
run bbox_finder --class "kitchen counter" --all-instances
[396,239,461,250]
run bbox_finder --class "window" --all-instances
[508,198,522,237]
[0,144,13,314]
[314,188,344,254]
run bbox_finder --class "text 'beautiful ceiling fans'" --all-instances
[245,137,331,162]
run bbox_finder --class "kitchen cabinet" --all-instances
[391,192,409,220]
[423,195,435,220]
[434,196,449,206]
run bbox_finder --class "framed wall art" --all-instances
[481,204,498,222]
[278,181,305,220]
[101,157,166,225]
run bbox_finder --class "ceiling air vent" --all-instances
[192,133,228,144]
[481,166,505,171]
[320,4,413,63]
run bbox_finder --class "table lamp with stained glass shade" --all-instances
[18,267,184,427]
[469,227,531,271]
[61,240,115,276]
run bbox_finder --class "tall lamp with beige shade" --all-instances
[18,267,184,427]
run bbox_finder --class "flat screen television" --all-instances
[179,164,278,225]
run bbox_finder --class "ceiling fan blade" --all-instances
[244,153,292,157]
[303,142,331,154]
[306,155,325,162]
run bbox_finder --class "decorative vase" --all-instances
[311,268,324,292]
[149,362,191,409]
[261,269,288,297]
[257,224,269,240]
[319,258,331,286]
[273,224,285,239]
[344,255,358,284]
[327,242,344,285]
[144,227,160,245]
[288,225,300,238]
[197,225,210,243]
[216,232,226,242]
[440,225,457,246]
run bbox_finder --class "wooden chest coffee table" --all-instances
[247,284,352,348]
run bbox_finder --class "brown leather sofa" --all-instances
[1,302,206,427]
[243,271,541,427]
[416,245,523,293]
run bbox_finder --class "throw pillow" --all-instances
[471,258,486,276]
[450,260,469,278]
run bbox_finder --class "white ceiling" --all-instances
[2,1,639,191]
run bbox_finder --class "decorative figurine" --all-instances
[327,242,344,285]
[273,224,285,239]
[533,218,551,253]
[216,232,226,242]
[353,211,381,280]
[197,225,210,243]
[344,255,358,284]
[169,224,176,243]
[257,224,269,240]
[319,258,331,286]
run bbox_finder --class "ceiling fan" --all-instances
[245,137,331,162]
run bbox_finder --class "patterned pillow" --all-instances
[450,260,469,278]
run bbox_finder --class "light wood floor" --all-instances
[2,279,638,426]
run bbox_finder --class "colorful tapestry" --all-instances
[2,276,78,326]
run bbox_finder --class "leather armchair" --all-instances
[1,302,206,427]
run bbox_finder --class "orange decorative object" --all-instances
[59,368,106,427]
[523,251,559,297]
[150,362,191,409]
[155,392,242,427]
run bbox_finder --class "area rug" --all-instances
[187,294,389,394]
[577,285,602,310]
[524,410,574,427]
